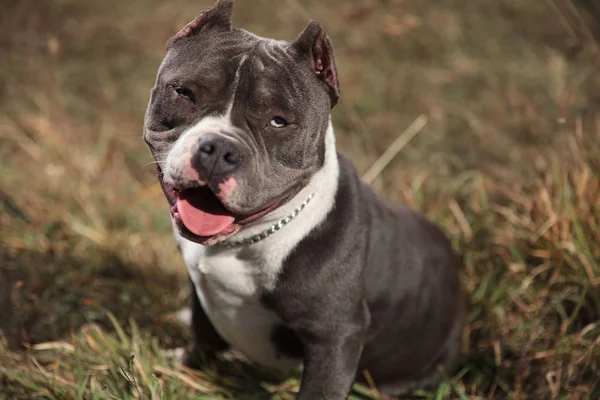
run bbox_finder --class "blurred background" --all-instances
[1,0,599,398]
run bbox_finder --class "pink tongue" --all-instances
[176,188,235,237]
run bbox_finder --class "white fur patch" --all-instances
[175,122,339,369]
[164,115,239,188]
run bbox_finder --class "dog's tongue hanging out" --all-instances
[176,188,235,237]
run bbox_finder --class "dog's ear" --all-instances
[291,21,340,108]
[169,0,234,45]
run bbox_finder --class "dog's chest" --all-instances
[181,240,300,369]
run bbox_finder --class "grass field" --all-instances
[1,0,599,398]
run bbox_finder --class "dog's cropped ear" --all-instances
[291,21,340,108]
[168,0,234,45]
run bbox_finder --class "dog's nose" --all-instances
[191,135,243,177]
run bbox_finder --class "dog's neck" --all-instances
[209,121,339,255]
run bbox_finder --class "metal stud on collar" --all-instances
[219,192,315,249]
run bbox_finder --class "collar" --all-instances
[218,191,316,249]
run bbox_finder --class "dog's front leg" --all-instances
[181,280,230,368]
[296,327,365,400]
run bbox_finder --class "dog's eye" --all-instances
[175,87,195,103]
[270,117,287,128]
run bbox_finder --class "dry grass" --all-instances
[1,0,599,398]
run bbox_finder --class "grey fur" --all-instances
[143,1,465,398]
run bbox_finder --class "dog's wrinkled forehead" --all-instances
[160,29,255,86]
[159,32,310,117]
[163,32,288,83]
[156,0,339,109]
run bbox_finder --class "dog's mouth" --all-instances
[156,165,278,244]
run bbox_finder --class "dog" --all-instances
[143,0,465,398]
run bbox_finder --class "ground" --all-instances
[1,0,599,399]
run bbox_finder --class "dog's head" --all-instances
[143,0,339,245]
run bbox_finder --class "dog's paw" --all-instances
[161,346,186,363]
[180,347,204,370]
[175,307,192,326]
[161,346,205,370]
[161,347,186,364]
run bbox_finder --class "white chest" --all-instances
[178,238,300,370]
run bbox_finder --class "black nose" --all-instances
[191,135,243,178]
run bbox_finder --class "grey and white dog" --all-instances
[143,0,465,398]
